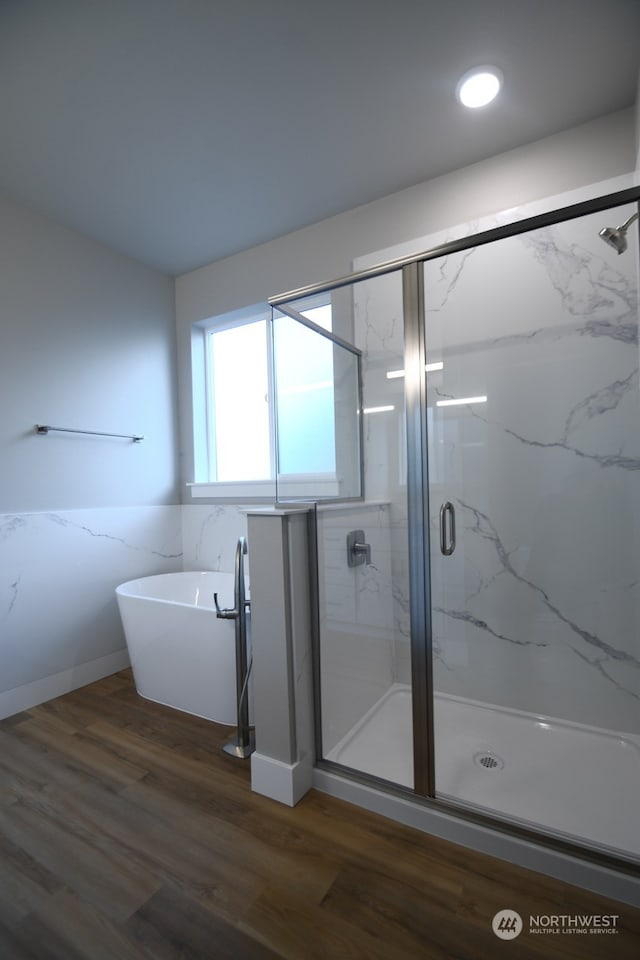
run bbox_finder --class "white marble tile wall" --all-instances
[349,174,640,736]
[181,504,249,573]
[352,270,412,685]
[0,503,249,717]
[317,503,395,754]
[424,202,640,733]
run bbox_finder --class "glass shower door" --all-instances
[424,203,640,861]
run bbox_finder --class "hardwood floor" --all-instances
[0,670,638,959]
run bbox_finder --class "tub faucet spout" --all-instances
[213,593,236,619]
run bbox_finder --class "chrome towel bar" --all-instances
[35,424,143,442]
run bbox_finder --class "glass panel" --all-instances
[313,270,414,789]
[272,294,362,502]
[425,203,640,861]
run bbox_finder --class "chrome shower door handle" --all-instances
[440,501,456,556]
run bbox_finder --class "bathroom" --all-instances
[1,3,640,920]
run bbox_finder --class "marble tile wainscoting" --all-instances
[0,504,249,718]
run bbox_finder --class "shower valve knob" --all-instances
[347,530,371,567]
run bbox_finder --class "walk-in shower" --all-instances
[270,187,640,873]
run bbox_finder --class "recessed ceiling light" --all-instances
[456,66,502,108]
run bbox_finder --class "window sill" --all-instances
[187,473,342,501]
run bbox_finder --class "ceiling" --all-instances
[1,0,639,277]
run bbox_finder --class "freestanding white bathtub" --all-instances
[116,571,242,725]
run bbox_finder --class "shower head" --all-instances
[598,211,639,255]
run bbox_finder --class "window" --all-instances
[189,300,342,500]
[208,318,272,482]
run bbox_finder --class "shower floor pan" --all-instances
[325,684,640,859]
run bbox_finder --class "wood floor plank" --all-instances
[19,707,79,738]
[0,727,53,794]
[20,774,266,927]
[0,799,160,923]
[0,669,638,960]
[0,722,128,812]
[0,826,63,927]
[320,862,470,960]
[70,684,236,762]
[66,784,263,918]
[14,890,149,960]
[124,883,282,960]
[1,711,33,727]
[242,883,427,960]
[15,717,149,790]
[318,860,576,960]
[272,789,468,902]
[0,920,40,960]
[30,693,100,731]
[122,776,340,906]
[83,672,133,696]
[292,788,578,911]
[86,717,239,790]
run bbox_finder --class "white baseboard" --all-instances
[251,752,312,807]
[0,649,131,720]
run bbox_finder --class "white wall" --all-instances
[0,194,182,716]
[0,194,179,513]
